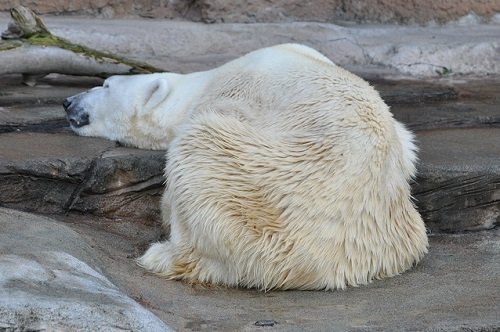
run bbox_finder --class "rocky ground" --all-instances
[1,0,500,24]
[0,15,499,332]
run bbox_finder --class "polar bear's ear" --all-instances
[143,78,170,112]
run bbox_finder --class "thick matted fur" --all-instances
[64,44,428,290]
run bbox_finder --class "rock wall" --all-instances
[0,0,499,24]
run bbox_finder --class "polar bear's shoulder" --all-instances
[272,43,335,65]
[221,43,335,72]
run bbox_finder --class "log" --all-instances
[0,6,164,86]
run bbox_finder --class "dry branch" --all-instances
[0,6,164,86]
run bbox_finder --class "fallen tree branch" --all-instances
[0,6,164,86]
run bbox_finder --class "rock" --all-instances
[1,0,499,24]
[392,101,500,132]
[69,147,165,222]
[0,1,202,21]
[0,132,114,212]
[0,105,67,133]
[0,207,172,331]
[1,17,499,77]
[0,81,92,107]
[0,132,165,222]
[377,79,500,131]
[414,128,500,232]
[197,0,500,24]
[374,80,459,105]
[78,213,500,331]
[1,206,499,331]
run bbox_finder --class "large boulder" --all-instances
[0,207,171,331]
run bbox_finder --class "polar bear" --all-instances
[64,44,428,290]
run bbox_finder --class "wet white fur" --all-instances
[72,44,428,290]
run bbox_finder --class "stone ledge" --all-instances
[0,132,165,223]
[0,77,499,232]
[414,128,500,232]
[2,129,498,233]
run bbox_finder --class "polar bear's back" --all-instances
[188,45,417,209]
[196,44,405,174]
[198,44,390,135]
[241,43,335,68]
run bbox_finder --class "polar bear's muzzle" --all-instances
[63,97,90,128]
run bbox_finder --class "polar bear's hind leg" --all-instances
[137,240,240,286]
[136,241,175,276]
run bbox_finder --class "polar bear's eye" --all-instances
[103,82,110,88]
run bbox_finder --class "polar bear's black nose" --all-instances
[63,98,90,128]
[63,98,72,111]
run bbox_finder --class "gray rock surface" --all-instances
[378,79,500,131]
[415,128,500,232]
[1,15,500,77]
[0,208,172,332]
[1,0,499,24]
[0,131,165,221]
[1,208,499,331]
[380,79,500,232]
[119,229,500,331]
[196,0,500,24]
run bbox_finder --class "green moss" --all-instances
[23,33,161,74]
[0,40,22,51]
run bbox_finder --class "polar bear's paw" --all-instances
[136,241,174,276]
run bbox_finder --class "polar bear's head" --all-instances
[63,74,170,149]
